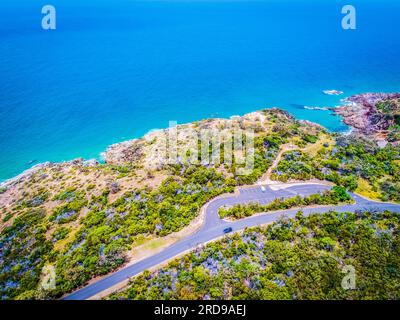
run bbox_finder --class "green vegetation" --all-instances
[375,98,400,142]
[109,210,400,300]
[52,227,70,242]
[0,113,307,300]
[271,135,400,202]
[0,166,233,299]
[49,189,87,224]
[218,187,352,219]
[0,209,53,300]
[1,107,398,300]
[376,98,400,115]
[15,188,50,209]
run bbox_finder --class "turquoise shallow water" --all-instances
[0,0,400,181]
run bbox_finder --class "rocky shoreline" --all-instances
[332,92,400,144]
[0,158,99,189]
[2,92,399,188]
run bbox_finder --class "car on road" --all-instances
[223,227,233,234]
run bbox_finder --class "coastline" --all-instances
[0,103,348,187]
[2,91,400,300]
[2,90,398,187]
[0,162,51,189]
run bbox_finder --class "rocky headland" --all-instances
[2,94,400,300]
[333,92,400,145]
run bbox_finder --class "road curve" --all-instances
[64,183,400,300]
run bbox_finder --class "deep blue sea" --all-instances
[1,0,399,181]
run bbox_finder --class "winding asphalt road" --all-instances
[64,183,400,300]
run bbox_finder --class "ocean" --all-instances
[1,0,399,181]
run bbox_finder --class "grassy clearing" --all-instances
[355,178,382,201]
[301,133,334,157]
